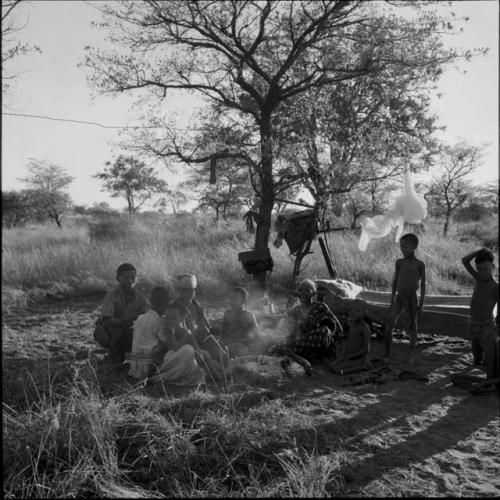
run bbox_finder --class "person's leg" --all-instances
[484,326,499,380]
[384,298,402,359]
[406,295,418,362]
[107,324,131,363]
[470,323,485,365]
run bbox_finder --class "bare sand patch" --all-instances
[2,299,499,496]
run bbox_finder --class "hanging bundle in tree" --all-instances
[238,248,273,275]
[273,209,317,255]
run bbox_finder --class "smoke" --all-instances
[230,317,290,357]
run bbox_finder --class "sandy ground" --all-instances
[2,298,499,497]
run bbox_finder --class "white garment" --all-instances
[155,344,205,386]
[131,310,168,359]
[358,169,427,251]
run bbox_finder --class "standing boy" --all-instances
[384,233,426,362]
[329,299,371,374]
[222,286,260,356]
[100,263,148,363]
[461,248,498,366]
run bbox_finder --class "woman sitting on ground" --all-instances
[271,279,343,364]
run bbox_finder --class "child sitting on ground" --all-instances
[98,263,148,364]
[329,299,371,375]
[128,286,171,380]
[461,247,498,367]
[222,286,260,356]
[384,233,426,363]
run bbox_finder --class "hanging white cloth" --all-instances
[358,169,427,251]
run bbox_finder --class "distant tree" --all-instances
[456,181,499,221]
[94,155,167,217]
[2,189,33,227]
[155,189,189,214]
[18,159,74,228]
[2,0,40,96]
[424,142,485,236]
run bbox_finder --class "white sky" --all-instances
[1,0,498,210]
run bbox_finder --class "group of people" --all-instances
[94,232,499,390]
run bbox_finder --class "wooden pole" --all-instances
[318,236,337,278]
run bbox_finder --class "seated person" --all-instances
[329,299,371,375]
[172,273,229,367]
[99,263,148,363]
[276,279,342,364]
[128,286,171,380]
[161,303,228,382]
[222,286,259,356]
[452,323,499,394]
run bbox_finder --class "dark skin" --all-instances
[102,270,140,329]
[462,248,498,324]
[329,300,370,374]
[384,239,426,361]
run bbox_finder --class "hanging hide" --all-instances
[273,209,316,255]
[358,169,427,251]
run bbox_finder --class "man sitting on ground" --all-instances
[98,263,147,364]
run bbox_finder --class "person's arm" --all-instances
[495,285,499,326]
[418,261,426,315]
[390,261,400,308]
[461,249,482,279]
[344,324,370,361]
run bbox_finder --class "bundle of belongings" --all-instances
[273,209,317,254]
[315,278,386,336]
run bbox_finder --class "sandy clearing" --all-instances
[2,300,499,497]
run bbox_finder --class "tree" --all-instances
[18,159,74,228]
[424,142,485,236]
[94,155,168,216]
[85,0,478,288]
[155,189,188,214]
[2,189,33,227]
[2,0,40,96]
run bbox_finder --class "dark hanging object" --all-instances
[238,248,273,275]
[209,156,217,184]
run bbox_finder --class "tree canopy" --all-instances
[84,0,483,286]
[94,155,168,216]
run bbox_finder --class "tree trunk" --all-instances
[254,113,274,291]
[54,213,62,228]
[443,211,451,236]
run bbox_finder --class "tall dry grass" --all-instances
[3,359,345,498]
[2,213,498,305]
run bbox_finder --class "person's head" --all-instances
[475,249,495,281]
[348,299,367,321]
[230,286,249,310]
[164,304,184,328]
[293,279,317,304]
[150,286,171,316]
[116,263,137,292]
[399,233,419,257]
[177,274,197,305]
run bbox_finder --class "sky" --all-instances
[1,0,499,211]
